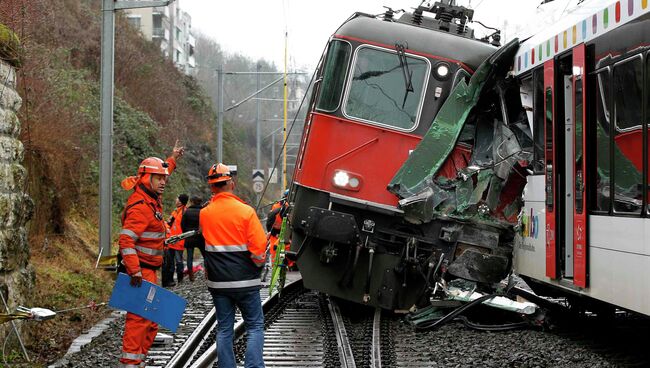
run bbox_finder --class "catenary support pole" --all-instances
[99,0,173,258]
[99,0,115,259]
[217,68,224,162]
[282,31,288,191]
[256,63,261,207]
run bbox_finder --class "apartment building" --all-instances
[125,0,196,75]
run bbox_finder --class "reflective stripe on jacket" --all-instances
[199,192,267,291]
[119,157,176,275]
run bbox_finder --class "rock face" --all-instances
[0,52,35,341]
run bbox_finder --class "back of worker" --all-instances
[199,163,267,368]
[200,192,266,288]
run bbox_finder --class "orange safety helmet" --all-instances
[207,163,232,184]
[138,157,169,176]
[121,157,169,190]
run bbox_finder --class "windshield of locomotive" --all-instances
[344,46,428,131]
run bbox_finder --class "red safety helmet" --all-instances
[207,163,232,184]
[138,157,169,176]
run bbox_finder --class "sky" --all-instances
[181,0,586,72]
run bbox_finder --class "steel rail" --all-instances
[165,307,216,368]
[328,297,357,368]
[371,308,382,368]
[188,279,304,368]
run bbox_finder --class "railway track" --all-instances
[55,271,650,367]
[174,279,386,368]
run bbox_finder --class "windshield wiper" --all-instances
[395,42,414,109]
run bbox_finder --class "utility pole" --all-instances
[282,31,288,191]
[99,0,174,260]
[256,63,261,207]
[217,67,224,162]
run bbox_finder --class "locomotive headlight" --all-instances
[436,64,449,78]
[332,170,363,191]
[333,171,350,187]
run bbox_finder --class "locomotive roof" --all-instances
[515,0,650,75]
[334,14,497,72]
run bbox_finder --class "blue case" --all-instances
[108,273,187,332]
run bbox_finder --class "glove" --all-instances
[130,271,143,287]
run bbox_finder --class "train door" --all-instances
[545,45,588,286]
[544,60,557,279]
[572,44,587,288]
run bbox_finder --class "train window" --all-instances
[545,87,553,211]
[316,40,351,112]
[647,56,650,214]
[593,70,611,213]
[343,46,429,131]
[533,70,545,174]
[575,77,584,214]
[612,56,643,214]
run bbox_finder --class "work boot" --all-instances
[177,272,183,284]
[188,269,195,282]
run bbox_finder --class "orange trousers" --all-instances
[119,268,158,367]
[270,235,294,267]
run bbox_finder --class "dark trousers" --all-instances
[186,245,205,272]
[162,248,184,286]
[210,289,265,368]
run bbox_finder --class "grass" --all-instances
[16,212,115,366]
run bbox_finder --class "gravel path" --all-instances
[53,274,212,368]
[391,320,615,368]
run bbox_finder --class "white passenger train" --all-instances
[514,0,650,316]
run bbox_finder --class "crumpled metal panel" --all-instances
[387,65,489,199]
[387,39,523,227]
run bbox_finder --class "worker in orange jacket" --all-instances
[118,141,184,368]
[162,193,188,287]
[199,163,267,368]
[266,189,293,267]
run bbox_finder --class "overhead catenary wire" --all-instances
[254,41,326,212]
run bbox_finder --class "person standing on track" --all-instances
[163,193,188,287]
[117,141,184,368]
[181,195,205,281]
[199,163,267,368]
[266,189,293,268]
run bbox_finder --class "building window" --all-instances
[127,16,141,30]
[152,14,163,37]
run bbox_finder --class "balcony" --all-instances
[152,7,169,17]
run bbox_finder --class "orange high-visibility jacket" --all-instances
[167,206,186,250]
[271,201,283,230]
[199,192,267,291]
[119,157,176,275]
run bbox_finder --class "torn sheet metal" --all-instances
[446,286,538,315]
[387,39,529,230]
[387,38,520,198]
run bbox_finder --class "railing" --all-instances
[152,28,165,38]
